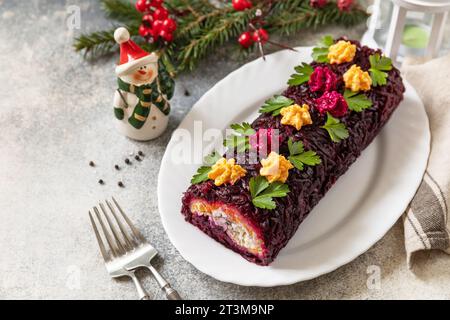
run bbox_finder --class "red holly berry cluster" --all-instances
[232,0,252,11]
[232,1,270,49]
[238,29,269,48]
[136,0,177,43]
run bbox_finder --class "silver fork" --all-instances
[89,197,181,300]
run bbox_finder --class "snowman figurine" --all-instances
[113,27,174,141]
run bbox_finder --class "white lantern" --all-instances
[363,0,450,63]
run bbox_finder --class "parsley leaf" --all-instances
[321,112,349,143]
[319,35,335,47]
[224,135,249,153]
[191,166,212,184]
[370,69,388,87]
[287,63,314,86]
[312,47,329,63]
[249,176,290,210]
[263,182,290,198]
[204,150,222,166]
[288,138,304,156]
[369,53,393,87]
[369,53,393,71]
[230,122,256,136]
[289,152,321,171]
[312,35,334,63]
[259,95,294,115]
[224,122,256,152]
[287,138,321,171]
[191,151,223,184]
[344,90,372,112]
[252,196,276,210]
[249,176,269,199]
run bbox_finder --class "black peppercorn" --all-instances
[184,89,190,96]
[98,179,104,185]
[89,161,95,167]
[118,181,124,188]
[135,155,141,161]
[138,151,144,157]
[114,165,120,170]
[125,158,131,165]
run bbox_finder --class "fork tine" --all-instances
[89,210,110,262]
[93,206,120,257]
[112,197,146,243]
[99,202,126,255]
[105,199,135,249]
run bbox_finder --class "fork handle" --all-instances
[146,265,182,300]
[163,285,182,300]
[129,272,151,300]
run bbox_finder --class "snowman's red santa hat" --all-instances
[114,27,158,77]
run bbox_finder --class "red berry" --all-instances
[162,18,177,32]
[139,24,151,37]
[232,0,252,11]
[252,28,269,44]
[153,7,169,21]
[149,28,160,41]
[238,31,253,48]
[310,0,328,8]
[152,19,164,34]
[337,0,353,11]
[159,30,173,42]
[142,14,153,27]
[135,0,148,12]
[151,0,164,7]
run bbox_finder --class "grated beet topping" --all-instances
[181,39,405,265]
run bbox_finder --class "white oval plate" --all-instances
[158,47,430,287]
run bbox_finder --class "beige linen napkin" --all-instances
[401,54,450,267]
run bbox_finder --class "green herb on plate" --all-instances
[287,63,314,86]
[369,53,392,87]
[249,176,290,210]
[321,112,349,143]
[344,89,372,112]
[287,138,321,171]
[312,35,334,63]
[259,95,294,116]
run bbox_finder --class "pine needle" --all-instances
[101,0,142,23]
[74,0,369,73]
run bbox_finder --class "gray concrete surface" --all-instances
[1,0,450,300]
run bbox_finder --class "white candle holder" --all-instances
[363,0,450,62]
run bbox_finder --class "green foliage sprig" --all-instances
[344,89,372,112]
[321,112,349,143]
[259,95,294,115]
[312,34,334,63]
[74,0,367,75]
[287,138,321,170]
[224,122,256,153]
[287,63,313,86]
[249,176,290,210]
[191,151,221,184]
[369,53,393,87]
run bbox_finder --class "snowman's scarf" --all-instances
[117,77,170,129]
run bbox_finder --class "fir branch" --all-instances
[74,22,140,59]
[74,29,117,59]
[74,0,368,73]
[177,7,234,40]
[176,7,257,71]
[268,2,367,35]
[101,0,142,24]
